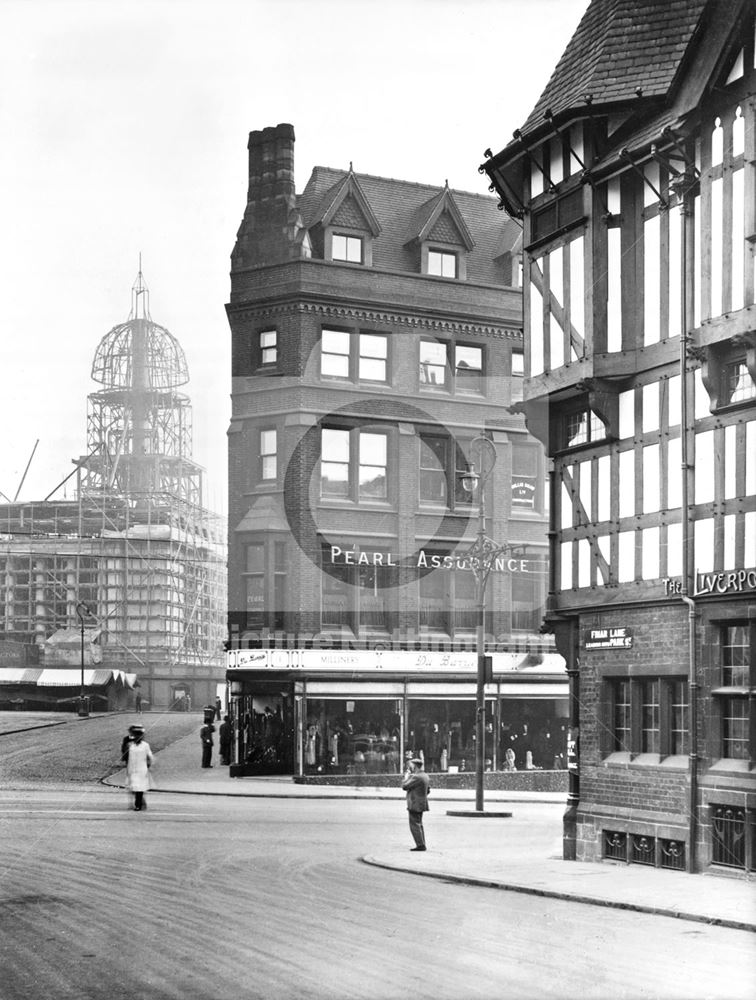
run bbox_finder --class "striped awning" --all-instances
[37,669,123,687]
[0,668,44,684]
[0,667,138,689]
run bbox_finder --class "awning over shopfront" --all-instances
[0,668,137,688]
[305,681,405,697]
[0,668,43,683]
[303,680,568,699]
[497,682,568,698]
[492,651,566,674]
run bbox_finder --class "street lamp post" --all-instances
[76,601,90,718]
[460,436,521,813]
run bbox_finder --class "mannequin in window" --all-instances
[305,722,319,767]
[426,723,442,772]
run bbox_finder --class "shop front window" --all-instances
[237,690,294,774]
[406,700,483,774]
[641,680,661,753]
[718,622,752,761]
[613,679,631,752]
[304,699,401,775]
[499,700,567,771]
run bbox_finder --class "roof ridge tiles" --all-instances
[306,165,495,202]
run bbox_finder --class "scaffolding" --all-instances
[0,269,227,708]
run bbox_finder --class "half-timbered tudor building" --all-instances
[224,124,567,778]
[482,0,756,874]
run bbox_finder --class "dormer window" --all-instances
[427,250,457,277]
[410,187,474,280]
[332,234,363,263]
[317,173,380,267]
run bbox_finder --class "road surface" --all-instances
[0,786,752,1000]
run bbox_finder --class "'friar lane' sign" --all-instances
[584,627,633,650]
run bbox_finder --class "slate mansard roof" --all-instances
[298,166,522,286]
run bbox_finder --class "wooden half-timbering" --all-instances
[483,0,756,876]
[698,98,755,322]
[554,374,756,602]
[513,31,756,608]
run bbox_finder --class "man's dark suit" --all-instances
[402,766,430,848]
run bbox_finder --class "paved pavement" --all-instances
[102,728,756,933]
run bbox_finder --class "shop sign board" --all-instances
[327,545,545,574]
[227,648,566,672]
[228,649,293,669]
[227,648,566,674]
[227,648,478,672]
[664,568,756,597]
[694,567,756,597]
[584,627,633,650]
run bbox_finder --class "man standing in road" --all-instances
[402,756,430,851]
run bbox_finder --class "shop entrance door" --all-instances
[238,685,295,775]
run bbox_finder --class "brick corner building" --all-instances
[225,124,567,781]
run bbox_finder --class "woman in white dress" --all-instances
[125,724,154,811]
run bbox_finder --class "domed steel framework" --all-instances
[80,269,201,503]
[0,267,227,710]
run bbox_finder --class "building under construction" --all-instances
[0,271,227,711]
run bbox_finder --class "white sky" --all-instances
[0,0,588,513]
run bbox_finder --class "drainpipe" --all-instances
[682,592,698,872]
[678,185,698,873]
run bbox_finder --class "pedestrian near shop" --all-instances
[401,756,430,851]
[200,721,215,768]
[124,724,153,811]
[219,715,231,766]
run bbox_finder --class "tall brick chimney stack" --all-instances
[247,123,295,204]
[231,122,304,270]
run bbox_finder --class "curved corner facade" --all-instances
[225,125,567,780]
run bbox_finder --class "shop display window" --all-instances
[406,700,480,773]
[498,701,568,771]
[236,691,294,774]
[404,700,565,773]
[304,699,402,775]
